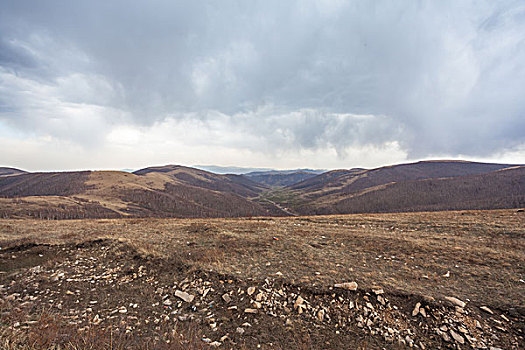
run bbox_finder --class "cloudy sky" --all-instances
[1,1,524,171]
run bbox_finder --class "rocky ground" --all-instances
[0,210,523,349]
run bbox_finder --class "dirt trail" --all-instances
[259,197,299,216]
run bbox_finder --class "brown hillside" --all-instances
[245,171,319,187]
[0,171,92,197]
[0,167,280,219]
[290,161,516,199]
[295,166,525,215]
[290,168,364,191]
[1,161,522,219]
[134,165,267,197]
[0,167,27,177]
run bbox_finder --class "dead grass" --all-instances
[1,211,523,349]
[0,209,523,310]
[0,301,320,350]
[0,304,208,350]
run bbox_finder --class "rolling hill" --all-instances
[289,161,515,196]
[265,160,523,214]
[0,161,522,219]
[0,165,286,219]
[292,166,525,215]
[244,170,321,187]
[0,167,27,177]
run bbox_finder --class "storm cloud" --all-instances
[1,1,524,170]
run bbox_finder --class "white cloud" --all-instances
[0,1,524,170]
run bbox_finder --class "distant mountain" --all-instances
[244,171,324,187]
[192,166,326,187]
[133,165,267,197]
[0,160,522,219]
[289,161,515,198]
[0,167,27,177]
[294,166,525,215]
[193,165,272,175]
[0,165,286,219]
[193,165,325,176]
[270,161,523,214]
[289,168,365,191]
[245,169,325,176]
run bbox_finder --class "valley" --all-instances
[0,161,523,220]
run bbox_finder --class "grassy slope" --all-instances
[0,167,275,219]
[279,162,524,215]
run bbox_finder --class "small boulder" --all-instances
[175,290,194,303]
[445,296,466,308]
[294,295,305,309]
[222,294,232,303]
[334,282,358,291]
[450,329,465,344]
[317,309,325,322]
[412,302,421,317]
[479,306,493,314]
[372,288,384,295]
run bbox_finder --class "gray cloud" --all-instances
[0,0,524,166]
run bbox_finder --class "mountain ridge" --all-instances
[0,160,522,219]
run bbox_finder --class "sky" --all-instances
[1,0,524,171]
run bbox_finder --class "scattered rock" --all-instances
[334,282,358,291]
[294,295,305,309]
[222,293,231,303]
[412,302,421,317]
[480,306,493,314]
[3,235,520,350]
[92,314,101,325]
[441,331,451,342]
[174,290,194,303]
[445,296,466,308]
[449,329,465,344]
[317,309,325,322]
